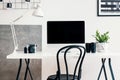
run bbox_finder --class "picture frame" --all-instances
[97,0,120,16]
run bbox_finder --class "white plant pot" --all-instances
[96,43,107,53]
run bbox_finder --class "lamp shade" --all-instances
[33,4,44,17]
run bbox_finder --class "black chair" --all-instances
[47,45,86,80]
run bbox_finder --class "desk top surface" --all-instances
[6,51,120,59]
[7,51,43,59]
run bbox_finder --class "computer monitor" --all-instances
[47,21,85,44]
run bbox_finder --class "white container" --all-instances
[96,43,108,53]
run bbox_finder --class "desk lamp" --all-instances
[10,16,22,52]
[11,4,43,52]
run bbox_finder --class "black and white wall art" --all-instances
[97,0,120,16]
[0,0,41,9]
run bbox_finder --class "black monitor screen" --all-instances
[47,21,85,44]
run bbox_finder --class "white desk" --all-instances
[7,51,44,59]
[7,51,85,59]
[88,52,120,80]
[86,52,120,57]
[7,51,120,80]
[7,51,45,80]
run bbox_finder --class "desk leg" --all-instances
[102,58,108,80]
[16,59,22,80]
[98,58,115,80]
[97,58,107,80]
[108,58,115,80]
[24,59,33,80]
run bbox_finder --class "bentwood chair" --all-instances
[47,45,86,80]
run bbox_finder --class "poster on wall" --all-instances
[0,0,41,9]
[97,0,120,16]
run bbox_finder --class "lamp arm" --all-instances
[10,23,18,51]
[10,15,24,52]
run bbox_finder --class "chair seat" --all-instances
[47,74,78,80]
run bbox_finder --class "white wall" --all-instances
[42,0,120,52]
[0,0,119,52]
[41,0,120,80]
[1,0,118,52]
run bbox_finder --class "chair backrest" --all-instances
[56,45,86,80]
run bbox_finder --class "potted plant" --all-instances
[94,30,110,52]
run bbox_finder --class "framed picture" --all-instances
[97,0,120,16]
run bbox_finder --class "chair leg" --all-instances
[78,69,82,80]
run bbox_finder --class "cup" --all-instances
[7,3,12,8]
[28,44,37,53]
[90,42,96,53]
[85,43,91,53]
[24,46,28,53]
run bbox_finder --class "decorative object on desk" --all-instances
[28,44,37,53]
[90,42,96,53]
[24,46,28,53]
[93,30,110,52]
[97,0,120,16]
[7,3,12,8]
[33,4,44,17]
[85,43,91,53]
[85,42,96,53]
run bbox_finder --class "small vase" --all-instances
[96,43,107,53]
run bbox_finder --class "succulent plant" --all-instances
[94,30,110,43]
